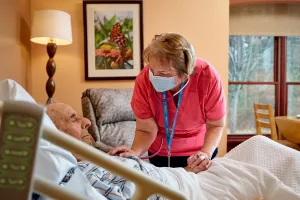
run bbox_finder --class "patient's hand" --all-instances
[108,146,138,157]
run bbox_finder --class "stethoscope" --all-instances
[139,78,190,160]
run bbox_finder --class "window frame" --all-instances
[227,36,300,150]
[228,36,280,135]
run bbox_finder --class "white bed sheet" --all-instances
[225,135,300,193]
[159,136,300,200]
[161,157,299,200]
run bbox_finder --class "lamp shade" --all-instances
[30,9,72,45]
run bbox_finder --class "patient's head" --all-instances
[46,103,95,146]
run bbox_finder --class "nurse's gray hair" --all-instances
[143,32,196,77]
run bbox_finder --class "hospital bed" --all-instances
[0,100,187,200]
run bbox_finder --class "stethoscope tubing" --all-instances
[139,78,190,160]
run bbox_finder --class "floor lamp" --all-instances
[30,9,72,104]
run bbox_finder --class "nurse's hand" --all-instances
[187,152,211,172]
[108,146,138,157]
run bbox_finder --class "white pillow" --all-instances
[0,79,77,184]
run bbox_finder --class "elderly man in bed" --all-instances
[45,102,198,172]
[46,103,300,200]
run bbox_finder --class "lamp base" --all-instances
[45,42,57,105]
[46,97,53,105]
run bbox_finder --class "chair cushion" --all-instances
[81,88,135,152]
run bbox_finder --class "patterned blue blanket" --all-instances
[61,156,167,200]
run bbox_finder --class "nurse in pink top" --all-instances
[109,32,226,172]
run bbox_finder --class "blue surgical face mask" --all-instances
[149,70,177,92]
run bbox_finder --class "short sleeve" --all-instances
[131,74,153,120]
[204,75,226,120]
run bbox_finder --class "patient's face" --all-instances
[46,103,94,145]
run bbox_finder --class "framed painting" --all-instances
[83,0,144,80]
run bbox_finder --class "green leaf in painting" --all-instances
[107,15,117,28]
[128,19,133,31]
[99,21,109,38]
[95,33,101,49]
[95,56,104,70]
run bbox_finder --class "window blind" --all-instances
[230,3,300,36]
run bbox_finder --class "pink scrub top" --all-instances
[131,58,226,157]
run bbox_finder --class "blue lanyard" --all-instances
[162,82,185,152]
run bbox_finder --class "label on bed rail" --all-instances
[0,101,44,200]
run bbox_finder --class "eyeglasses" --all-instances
[154,34,182,49]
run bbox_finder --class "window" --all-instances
[228,36,300,135]
[286,37,300,116]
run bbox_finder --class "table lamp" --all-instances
[30,9,72,104]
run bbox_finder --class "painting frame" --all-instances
[83,0,144,80]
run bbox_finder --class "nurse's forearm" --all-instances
[201,126,223,158]
[131,130,156,156]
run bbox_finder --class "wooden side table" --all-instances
[275,116,300,144]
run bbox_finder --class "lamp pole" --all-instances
[46,38,57,105]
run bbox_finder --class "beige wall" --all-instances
[0,0,31,89]
[29,0,229,155]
